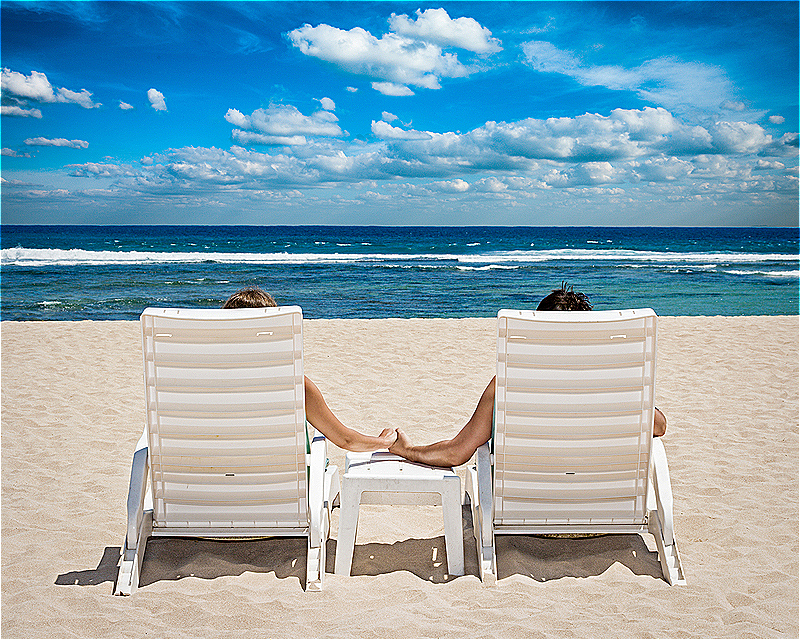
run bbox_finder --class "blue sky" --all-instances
[1,1,797,226]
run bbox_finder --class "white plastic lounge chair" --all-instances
[115,306,340,595]
[466,309,685,586]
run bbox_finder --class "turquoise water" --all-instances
[1,226,797,319]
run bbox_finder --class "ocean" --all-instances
[1,226,797,320]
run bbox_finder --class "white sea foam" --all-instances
[2,246,797,268]
[0,247,439,266]
[456,264,520,271]
[723,269,800,278]
[455,249,798,264]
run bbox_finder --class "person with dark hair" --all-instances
[223,287,397,452]
[389,284,667,467]
[536,282,593,311]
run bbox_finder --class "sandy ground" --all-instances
[1,316,797,638]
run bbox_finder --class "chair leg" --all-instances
[116,546,139,596]
[307,508,329,592]
[334,481,361,576]
[441,475,465,576]
[306,537,322,591]
[648,512,686,586]
[467,465,495,584]
[478,541,496,586]
[324,465,341,534]
[472,444,496,585]
[114,511,152,596]
[648,438,686,586]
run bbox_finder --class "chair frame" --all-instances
[115,306,340,594]
[466,309,685,586]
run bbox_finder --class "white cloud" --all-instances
[24,137,89,149]
[429,178,471,192]
[372,82,415,96]
[1,105,43,118]
[148,88,167,111]
[2,68,57,102]
[521,42,737,114]
[755,159,785,171]
[224,108,249,128]
[542,162,626,187]
[225,104,344,142]
[55,102,792,219]
[630,156,693,182]
[371,120,432,140]
[472,113,644,162]
[57,87,99,109]
[474,176,509,192]
[709,121,771,154]
[721,100,747,112]
[288,20,470,95]
[119,101,134,110]
[379,107,778,185]
[2,148,31,157]
[1,68,100,108]
[345,86,359,93]
[388,8,501,54]
[769,115,786,124]
[690,155,752,179]
[521,41,581,74]
[319,97,335,111]
[67,162,139,178]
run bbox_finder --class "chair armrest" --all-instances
[308,427,327,547]
[650,438,675,547]
[125,427,150,549]
[475,441,493,545]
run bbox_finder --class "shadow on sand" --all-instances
[55,505,664,591]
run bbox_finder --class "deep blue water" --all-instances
[1,225,797,320]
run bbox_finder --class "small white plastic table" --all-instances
[333,451,465,577]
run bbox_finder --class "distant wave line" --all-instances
[723,269,799,278]
[1,247,444,266]
[455,249,799,264]
[1,246,797,267]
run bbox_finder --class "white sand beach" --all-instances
[1,316,798,638]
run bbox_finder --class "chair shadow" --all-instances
[335,504,663,583]
[56,547,122,586]
[55,507,663,590]
[493,533,664,582]
[461,501,664,582]
[55,538,316,591]
[136,536,310,588]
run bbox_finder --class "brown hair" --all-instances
[537,282,593,311]
[222,286,277,309]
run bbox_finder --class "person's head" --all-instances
[222,286,277,309]
[537,282,593,311]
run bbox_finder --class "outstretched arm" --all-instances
[389,377,496,467]
[304,377,396,451]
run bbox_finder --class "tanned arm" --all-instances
[389,377,496,467]
[304,377,396,451]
